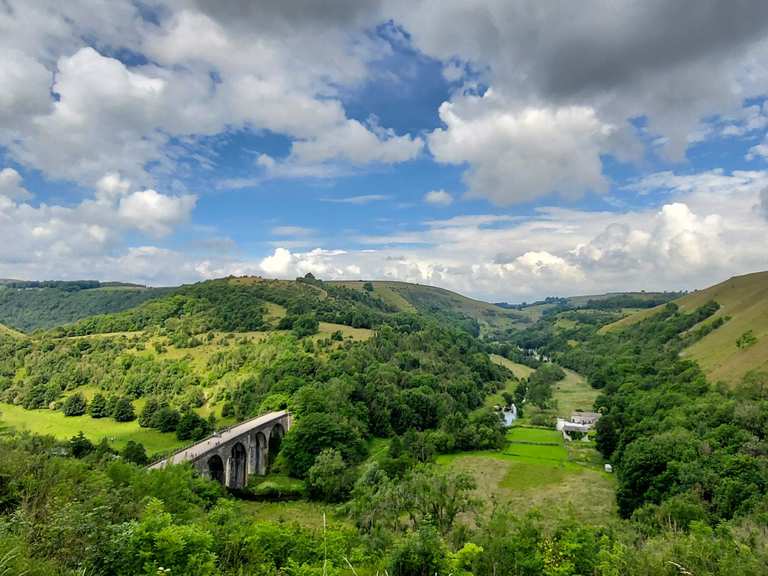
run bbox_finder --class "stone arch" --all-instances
[228,442,247,489]
[207,454,224,485]
[267,422,285,469]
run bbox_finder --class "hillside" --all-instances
[0,282,172,332]
[603,271,768,384]
[330,280,530,336]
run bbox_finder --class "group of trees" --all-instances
[2,426,768,575]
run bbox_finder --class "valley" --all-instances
[1,272,767,575]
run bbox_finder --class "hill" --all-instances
[0,282,172,332]
[603,271,768,384]
[329,280,530,336]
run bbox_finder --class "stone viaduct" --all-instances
[148,410,292,489]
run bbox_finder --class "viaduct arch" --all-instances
[148,410,292,489]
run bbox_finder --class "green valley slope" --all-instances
[330,280,530,335]
[604,271,768,384]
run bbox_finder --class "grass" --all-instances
[315,322,373,341]
[490,354,534,379]
[0,322,25,338]
[552,369,600,418]
[240,499,348,530]
[601,271,768,385]
[438,424,616,524]
[0,402,184,454]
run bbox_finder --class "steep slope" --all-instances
[0,321,24,338]
[604,271,768,384]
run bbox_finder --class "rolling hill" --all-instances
[329,280,530,335]
[604,271,768,385]
[0,281,172,332]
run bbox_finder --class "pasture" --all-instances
[438,425,615,524]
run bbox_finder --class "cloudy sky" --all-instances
[2,0,768,301]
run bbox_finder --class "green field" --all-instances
[438,425,615,524]
[0,402,184,453]
[602,271,768,385]
[490,354,534,378]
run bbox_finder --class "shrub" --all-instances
[89,393,109,418]
[122,440,149,465]
[112,397,136,422]
[306,448,355,502]
[62,392,87,417]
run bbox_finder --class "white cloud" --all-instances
[424,189,453,206]
[0,168,32,201]
[118,189,197,237]
[271,226,315,237]
[260,248,294,275]
[428,91,612,204]
[320,194,390,205]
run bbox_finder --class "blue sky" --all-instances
[1,1,768,301]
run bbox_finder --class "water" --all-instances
[502,404,517,427]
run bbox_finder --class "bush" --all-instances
[62,392,87,416]
[148,406,179,432]
[69,431,93,458]
[306,448,355,502]
[89,392,109,418]
[112,397,136,422]
[292,314,319,338]
[122,440,149,465]
[176,411,211,441]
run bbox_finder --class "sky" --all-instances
[1,1,768,302]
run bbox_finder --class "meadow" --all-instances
[0,401,184,453]
[438,425,615,525]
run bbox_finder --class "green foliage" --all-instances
[282,412,368,478]
[0,283,169,332]
[112,397,136,422]
[175,410,211,441]
[388,526,448,576]
[122,440,149,465]
[62,392,87,416]
[292,313,319,338]
[69,431,93,458]
[737,329,758,349]
[306,448,355,502]
[89,392,108,418]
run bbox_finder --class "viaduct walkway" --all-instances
[148,410,292,489]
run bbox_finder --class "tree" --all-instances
[62,392,87,416]
[291,314,319,338]
[89,393,108,418]
[122,440,149,465]
[400,465,479,534]
[387,526,447,576]
[69,431,93,458]
[363,282,374,292]
[176,411,211,441]
[281,412,367,477]
[138,397,161,427]
[306,448,355,502]
[112,397,136,422]
[151,407,180,432]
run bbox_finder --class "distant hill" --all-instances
[329,280,530,336]
[604,271,768,385]
[0,283,172,332]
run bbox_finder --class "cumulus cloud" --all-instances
[429,91,612,204]
[118,189,197,237]
[0,168,32,201]
[759,187,768,220]
[393,0,768,199]
[424,189,453,206]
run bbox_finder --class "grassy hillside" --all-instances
[603,271,768,384]
[330,280,530,336]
